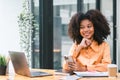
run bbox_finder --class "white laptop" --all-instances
[9,51,52,77]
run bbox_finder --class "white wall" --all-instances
[0,0,23,56]
[117,0,120,71]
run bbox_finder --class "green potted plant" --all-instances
[18,0,38,67]
[0,55,7,75]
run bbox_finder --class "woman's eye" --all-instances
[88,26,91,28]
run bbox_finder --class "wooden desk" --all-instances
[0,69,120,80]
[0,69,56,80]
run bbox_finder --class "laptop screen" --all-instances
[9,51,52,77]
[9,51,31,76]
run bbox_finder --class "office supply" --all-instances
[74,71,108,77]
[60,75,82,80]
[9,51,52,77]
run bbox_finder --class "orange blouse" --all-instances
[63,40,111,72]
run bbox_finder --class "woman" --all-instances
[63,9,111,72]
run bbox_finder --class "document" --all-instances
[74,71,108,77]
[60,75,82,80]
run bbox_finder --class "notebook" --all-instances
[9,51,52,77]
[74,71,108,77]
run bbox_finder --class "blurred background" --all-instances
[1,0,120,71]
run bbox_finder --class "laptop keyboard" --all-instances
[31,71,52,77]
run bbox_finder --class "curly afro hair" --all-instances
[68,9,110,45]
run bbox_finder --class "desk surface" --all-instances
[0,69,120,80]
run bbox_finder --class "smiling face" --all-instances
[80,19,94,40]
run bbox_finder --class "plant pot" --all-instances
[0,66,6,75]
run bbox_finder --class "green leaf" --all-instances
[0,55,7,66]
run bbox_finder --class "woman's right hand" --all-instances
[67,61,87,71]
